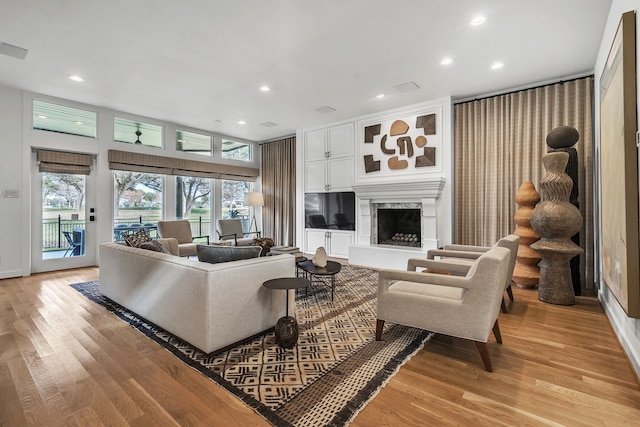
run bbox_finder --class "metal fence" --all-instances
[42,215,216,249]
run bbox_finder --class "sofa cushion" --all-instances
[123,228,152,247]
[197,244,262,264]
[139,240,171,254]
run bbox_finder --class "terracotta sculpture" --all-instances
[512,181,541,288]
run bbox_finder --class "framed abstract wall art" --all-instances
[599,10,639,318]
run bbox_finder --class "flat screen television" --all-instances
[304,191,356,230]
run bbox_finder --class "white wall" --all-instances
[594,0,640,378]
[0,86,260,278]
[0,86,24,278]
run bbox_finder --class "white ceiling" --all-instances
[0,0,611,142]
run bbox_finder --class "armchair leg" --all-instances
[501,297,508,314]
[506,282,515,301]
[375,319,385,341]
[475,342,493,372]
[492,319,502,344]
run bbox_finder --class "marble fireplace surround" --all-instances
[349,178,445,269]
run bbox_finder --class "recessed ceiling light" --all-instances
[68,75,84,82]
[74,121,85,125]
[260,85,271,92]
[237,120,246,125]
[440,57,453,65]
[37,115,47,119]
[376,93,386,99]
[470,16,486,26]
[491,62,504,70]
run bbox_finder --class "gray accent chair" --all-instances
[215,218,260,246]
[376,246,511,372]
[157,220,209,257]
[424,235,520,313]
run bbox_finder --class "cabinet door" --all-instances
[328,231,353,258]
[327,123,354,158]
[305,230,327,254]
[327,157,354,192]
[304,161,328,192]
[304,129,327,162]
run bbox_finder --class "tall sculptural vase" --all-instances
[512,181,541,288]
[529,152,583,305]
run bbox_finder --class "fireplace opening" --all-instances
[377,208,421,247]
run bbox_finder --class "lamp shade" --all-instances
[245,192,264,207]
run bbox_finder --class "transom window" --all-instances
[33,100,97,138]
[176,130,212,156]
[114,117,163,148]
[222,139,251,161]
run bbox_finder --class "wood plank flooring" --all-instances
[1,267,639,426]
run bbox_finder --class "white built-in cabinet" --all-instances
[305,229,353,259]
[303,122,356,258]
[304,123,354,192]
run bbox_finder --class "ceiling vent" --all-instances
[260,121,278,127]
[393,81,420,93]
[314,106,336,114]
[0,42,28,60]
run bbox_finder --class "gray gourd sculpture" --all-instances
[530,150,583,305]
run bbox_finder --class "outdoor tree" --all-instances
[43,173,85,210]
[113,171,162,219]
[178,177,211,217]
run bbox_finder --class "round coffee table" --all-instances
[263,277,310,348]
[296,260,342,301]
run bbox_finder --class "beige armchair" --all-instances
[157,220,209,257]
[424,235,520,313]
[215,219,260,246]
[376,246,511,372]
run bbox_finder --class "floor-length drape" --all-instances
[261,137,296,246]
[454,77,594,289]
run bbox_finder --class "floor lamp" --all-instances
[245,192,264,234]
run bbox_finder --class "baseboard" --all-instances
[0,269,23,279]
[599,284,640,381]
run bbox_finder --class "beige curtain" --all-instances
[454,76,594,289]
[261,137,296,246]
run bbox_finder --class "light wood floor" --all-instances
[1,267,639,426]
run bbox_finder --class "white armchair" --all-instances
[215,219,260,246]
[423,235,520,313]
[376,246,511,372]
[157,220,209,257]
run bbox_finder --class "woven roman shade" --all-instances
[37,150,93,175]
[108,149,259,181]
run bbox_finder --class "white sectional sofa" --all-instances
[99,242,295,354]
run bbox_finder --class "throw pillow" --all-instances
[138,240,171,254]
[197,244,262,264]
[123,228,153,248]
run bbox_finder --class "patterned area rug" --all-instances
[71,265,431,426]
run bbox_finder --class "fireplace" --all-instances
[375,207,421,248]
[349,179,447,269]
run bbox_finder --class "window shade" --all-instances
[37,150,93,175]
[108,149,259,181]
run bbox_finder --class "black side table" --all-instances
[263,277,310,348]
[296,260,342,300]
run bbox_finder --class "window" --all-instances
[112,171,163,241]
[33,100,97,138]
[221,179,251,231]
[222,139,251,161]
[114,117,163,148]
[177,130,212,156]
[176,176,211,238]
